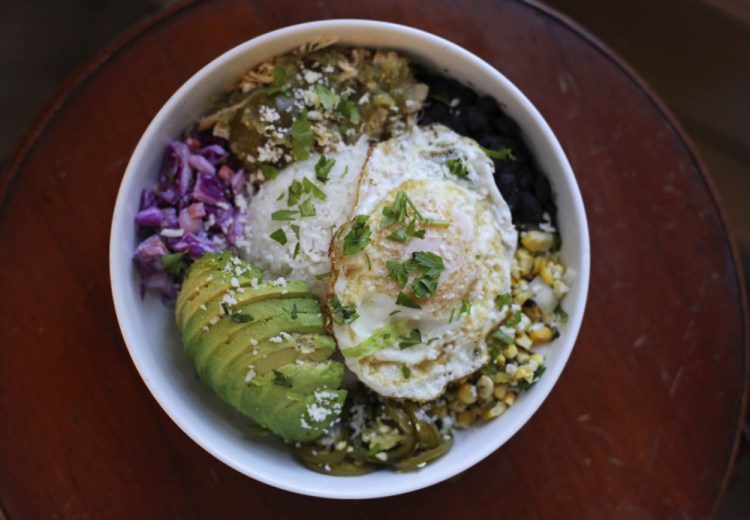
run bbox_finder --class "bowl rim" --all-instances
[110,18,590,499]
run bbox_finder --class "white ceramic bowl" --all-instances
[110,19,590,499]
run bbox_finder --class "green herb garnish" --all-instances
[290,110,313,160]
[161,251,186,274]
[293,242,300,259]
[272,370,292,388]
[315,271,332,280]
[291,302,298,319]
[228,313,254,324]
[336,95,360,121]
[315,155,336,183]
[497,292,512,309]
[386,260,408,288]
[491,328,515,345]
[396,291,422,309]
[446,158,469,178]
[288,179,303,206]
[517,366,546,391]
[481,146,516,161]
[302,176,327,200]
[291,224,300,240]
[401,365,411,378]
[298,197,316,217]
[271,209,297,221]
[270,228,287,245]
[413,275,438,298]
[266,67,288,95]
[459,300,472,316]
[329,295,359,325]
[342,215,371,256]
[505,310,522,327]
[399,329,422,349]
[556,304,569,324]
[315,84,340,111]
[260,162,279,180]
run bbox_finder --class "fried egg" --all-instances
[329,124,516,400]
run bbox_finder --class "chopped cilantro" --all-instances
[228,313,254,324]
[446,158,469,178]
[556,304,569,324]
[161,251,186,274]
[288,179,303,206]
[341,165,349,178]
[505,310,522,327]
[386,260,408,288]
[270,228,287,245]
[272,370,292,388]
[430,90,452,106]
[492,328,514,345]
[329,295,359,325]
[481,146,516,161]
[291,302,298,319]
[315,271,332,280]
[260,162,279,180]
[408,251,445,277]
[517,366,546,391]
[336,95,360,121]
[401,365,411,379]
[342,215,371,256]
[497,292,512,309]
[396,291,421,309]
[298,197,316,217]
[291,224,300,240]
[293,242,300,259]
[302,176,327,200]
[266,67,288,95]
[459,300,471,316]
[315,84,340,111]
[290,110,313,160]
[448,308,456,324]
[399,329,422,349]
[271,209,297,221]
[389,310,401,316]
[413,275,438,298]
[315,155,336,183]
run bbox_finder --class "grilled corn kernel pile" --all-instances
[435,226,573,428]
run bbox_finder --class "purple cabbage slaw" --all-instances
[133,131,248,302]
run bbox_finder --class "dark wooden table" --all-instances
[1,0,747,518]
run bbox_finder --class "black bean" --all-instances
[533,174,552,206]
[491,114,521,136]
[519,191,543,223]
[477,95,498,115]
[497,173,517,198]
[518,167,535,190]
[505,189,520,213]
[465,105,489,133]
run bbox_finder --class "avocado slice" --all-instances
[176,253,346,443]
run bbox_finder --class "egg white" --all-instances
[329,124,516,400]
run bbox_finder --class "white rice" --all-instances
[237,138,369,296]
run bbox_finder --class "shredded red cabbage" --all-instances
[133,131,248,302]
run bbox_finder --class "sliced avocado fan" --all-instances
[175,252,346,443]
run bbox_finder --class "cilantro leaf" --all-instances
[315,271,332,280]
[505,310,522,327]
[497,292,513,309]
[161,251,186,274]
[329,296,359,325]
[302,176,327,200]
[272,370,292,388]
[228,313,254,323]
[290,110,313,161]
[398,329,422,349]
[291,302,298,319]
[288,179,303,206]
[270,228,287,245]
[386,260,408,288]
[343,215,371,256]
[315,84,340,111]
[481,146,516,161]
[293,242,300,259]
[459,300,471,316]
[315,155,336,183]
[447,158,469,178]
[517,366,546,391]
[410,251,445,277]
[413,275,438,298]
[266,67,288,95]
[491,328,515,345]
[298,197,316,217]
[291,224,300,240]
[396,291,422,309]
[401,365,411,378]
[336,95,360,121]
[556,304,569,324]
[271,209,297,221]
[260,162,279,180]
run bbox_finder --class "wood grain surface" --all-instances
[0,0,747,518]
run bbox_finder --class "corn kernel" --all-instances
[516,333,533,349]
[553,280,569,300]
[503,392,517,406]
[456,410,477,427]
[515,248,534,278]
[493,384,508,400]
[530,326,555,344]
[502,343,518,359]
[521,230,555,253]
[481,402,508,420]
[476,375,494,401]
[457,383,478,404]
[540,263,555,286]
